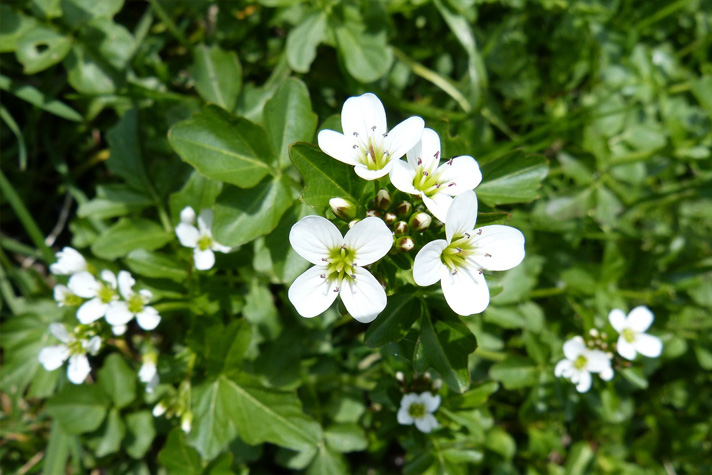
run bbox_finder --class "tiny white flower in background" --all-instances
[38,323,101,384]
[181,412,193,434]
[106,271,161,330]
[68,270,118,324]
[49,247,87,275]
[397,392,441,433]
[288,216,393,323]
[152,402,167,417]
[175,207,231,271]
[609,306,663,360]
[554,336,613,393]
[111,324,128,336]
[412,191,525,316]
[139,353,159,393]
[318,93,425,180]
[53,284,83,307]
[390,128,482,222]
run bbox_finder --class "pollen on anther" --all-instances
[423,171,428,176]
[371,125,377,131]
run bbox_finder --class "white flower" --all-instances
[49,247,87,275]
[609,306,663,360]
[106,271,161,330]
[288,216,393,323]
[53,284,82,307]
[412,191,525,316]
[38,323,101,384]
[390,128,482,222]
[139,355,159,394]
[181,412,193,433]
[554,336,613,393]
[68,270,118,324]
[397,392,441,433]
[152,402,167,417]
[175,207,231,271]
[318,93,425,180]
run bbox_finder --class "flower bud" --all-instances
[366,209,382,218]
[180,206,196,224]
[408,212,432,231]
[152,402,167,417]
[396,236,414,253]
[181,411,193,433]
[375,189,392,210]
[348,219,360,229]
[384,212,397,225]
[395,200,413,216]
[329,197,357,221]
[394,221,409,236]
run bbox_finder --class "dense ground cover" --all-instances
[1,0,711,473]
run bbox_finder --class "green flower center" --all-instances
[355,133,389,171]
[64,293,84,307]
[97,282,116,304]
[323,246,357,285]
[622,328,636,343]
[67,339,84,355]
[413,162,448,197]
[408,403,426,419]
[440,234,476,272]
[127,294,146,314]
[573,354,588,370]
[197,234,213,251]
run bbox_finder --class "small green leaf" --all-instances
[42,423,72,475]
[331,9,392,83]
[16,25,73,74]
[286,11,327,73]
[87,407,125,457]
[61,0,123,28]
[190,44,242,111]
[0,5,39,53]
[169,170,223,223]
[91,218,173,260]
[106,109,151,192]
[489,356,539,389]
[690,76,712,119]
[125,411,156,459]
[159,429,203,475]
[365,289,422,347]
[46,384,110,435]
[307,445,348,475]
[451,381,499,409]
[203,320,252,376]
[0,74,81,120]
[78,185,153,219]
[125,249,188,282]
[324,423,368,453]
[477,151,548,206]
[169,105,275,188]
[257,201,311,284]
[188,378,239,461]
[98,353,137,409]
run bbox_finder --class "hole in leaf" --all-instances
[35,43,49,53]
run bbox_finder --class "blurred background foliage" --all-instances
[1,0,711,473]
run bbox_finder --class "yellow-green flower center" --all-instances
[408,402,426,418]
[127,294,146,314]
[622,328,636,343]
[413,162,446,197]
[323,246,357,284]
[67,339,84,355]
[573,354,588,370]
[355,133,389,171]
[64,293,84,307]
[197,234,213,251]
[440,234,476,272]
[97,282,116,304]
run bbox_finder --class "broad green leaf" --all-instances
[87,407,125,457]
[0,313,47,393]
[0,6,39,53]
[203,320,252,376]
[488,356,539,389]
[451,381,499,409]
[263,78,318,168]
[159,429,203,475]
[61,0,123,29]
[42,423,72,475]
[212,175,295,247]
[125,249,188,282]
[106,109,151,191]
[485,427,516,460]
[364,289,422,347]
[690,76,712,119]
[169,105,275,188]
[477,151,548,206]
[420,310,477,393]
[289,142,369,213]
[324,423,368,453]
[190,44,242,111]
[46,384,110,435]
[31,0,62,18]
[307,445,348,475]
[125,411,156,459]
[98,353,137,409]
[286,11,327,73]
[256,201,311,284]
[169,170,223,223]
[16,25,73,74]
[91,218,173,260]
[188,377,239,460]
[78,185,153,219]
[565,441,594,475]
[331,9,392,83]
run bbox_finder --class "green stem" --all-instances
[148,0,191,49]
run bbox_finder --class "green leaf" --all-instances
[365,289,422,347]
[0,312,47,393]
[451,381,499,409]
[565,441,594,475]
[307,446,348,475]
[87,407,125,457]
[289,142,369,213]
[125,411,156,459]
[91,218,173,260]
[485,426,516,460]
[98,353,137,409]
[420,309,477,393]
[61,0,123,29]
[169,105,275,188]
[188,377,239,460]
[286,11,327,73]
[42,423,72,475]
[16,25,73,74]
[0,5,39,53]
[691,76,712,119]
[169,170,223,223]
[331,9,392,83]
[190,44,242,111]
[212,175,295,247]
[78,185,153,219]
[159,429,203,475]
[106,109,151,191]
[489,356,539,389]
[125,249,189,282]
[0,74,81,120]
[46,384,110,435]
[263,78,318,168]
[256,201,311,284]
[324,423,368,453]
[203,320,252,377]
[477,151,548,206]
[32,0,62,18]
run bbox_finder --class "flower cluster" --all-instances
[289,93,526,321]
[175,206,231,271]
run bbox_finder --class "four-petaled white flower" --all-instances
[397,392,441,433]
[288,216,393,323]
[176,207,231,271]
[318,93,425,180]
[50,247,87,275]
[609,306,662,360]
[554,336,613,393]
[38,323,101,384]
[390,128,482,222]
[139,354,159,393]
[413,191,525,316]
[53,284,82,307]
[68,270,118,324]
[106,271,161,330]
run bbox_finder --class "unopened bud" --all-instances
[181,412,193,433]
[329,197,357,221]
[180,206,196,224]
[396,236,414,252]
[152,402,167,417]
[589,328,599,338]
[375,189,392,210]
[395,201,413,216]
[366,209,382,218]
[409,212,432,231]
[395,371,405,382]
[394,221,409,236]
[384,212,397,225]
[348,219,361,229]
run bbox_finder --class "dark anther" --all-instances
[423,171,428,176]
[456,247,462,253]
[485,253,492,257]
[435,151,440,159]
[334,287,340,292]
[465,233,471,238]
[353,132,359,136]
[477,229,483,235]
[451,269,458,275]
[352,145,358,149]
[320,274,326,279]
[321,257,328,262]
[417,158,422,165]
[448,182,456,187]
[371,125,377,131]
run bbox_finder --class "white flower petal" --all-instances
[112,324,127,336]
[616,336,637,360]
[288,266,339,318]
[49,323,71,343]
[445,191,478,242]
[341,93,387,138]
[53,285,70,305]
[197,209,213,233]
[608,308,627,333]
[76,298,108,324]
[400,393,419,409]
[50,247,87,275]
[414,128,442,171]
[436,155,482,195]
[389,160,420,195]
[384,116,425,161]
[628,306,654,332]
[176,223,200,248]
[139,362,157,383]
[414,413,438,433]
[344,217,393,266]
[420,392,441,413]
[106,301,134,326]
[289,216,343,265]
[136,306,161,330]
[354,163,391,180]
[67,354,91,384]
[194,248,215,270]
[84,336,102,355]
[180,206,196,224]
[397,407,414,425]
[634,333,662,358]
[470,225,526,271]
[38,345,70,371]
[339,266,387,323]
[413,240,448,287]
[599,367,614,381]
[422,194,452,223]
[563,336,586,360]
[68,271,100,298]
[117,271,135,300]
[146,374,159,393]
[440,264,489,316]
[586,350,611,373]
[317,130,358,165]
[554,359,572,377]
[139,289,153,300]
[574,371,592,392]
[101,270,117,289]
[212,241,231,253]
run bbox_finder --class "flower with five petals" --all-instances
[609,306,663,360]
[106,271,161,330]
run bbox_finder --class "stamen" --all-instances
[320,274,326,279]
[478,269,483,275]
[350,274,356,278]
[353,132,359,136]
[435,183,441,188]
[334,287,340,292]
[477,229,483,235]
[423,171,428,176]
[341,244,346,249]
[321,258,328,262]
[456,247,462,253]
[371,125,376,131]
[434,151,440,159]
[382,133,388,138]
[465,233,470,238]
[447,158,453,165]
[485,253,492,257]
[448,182,456,187]
[417,158,422,165]
[451,269,458,275]
[352,145,358,149]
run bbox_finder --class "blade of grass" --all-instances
[0,106,27,170]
